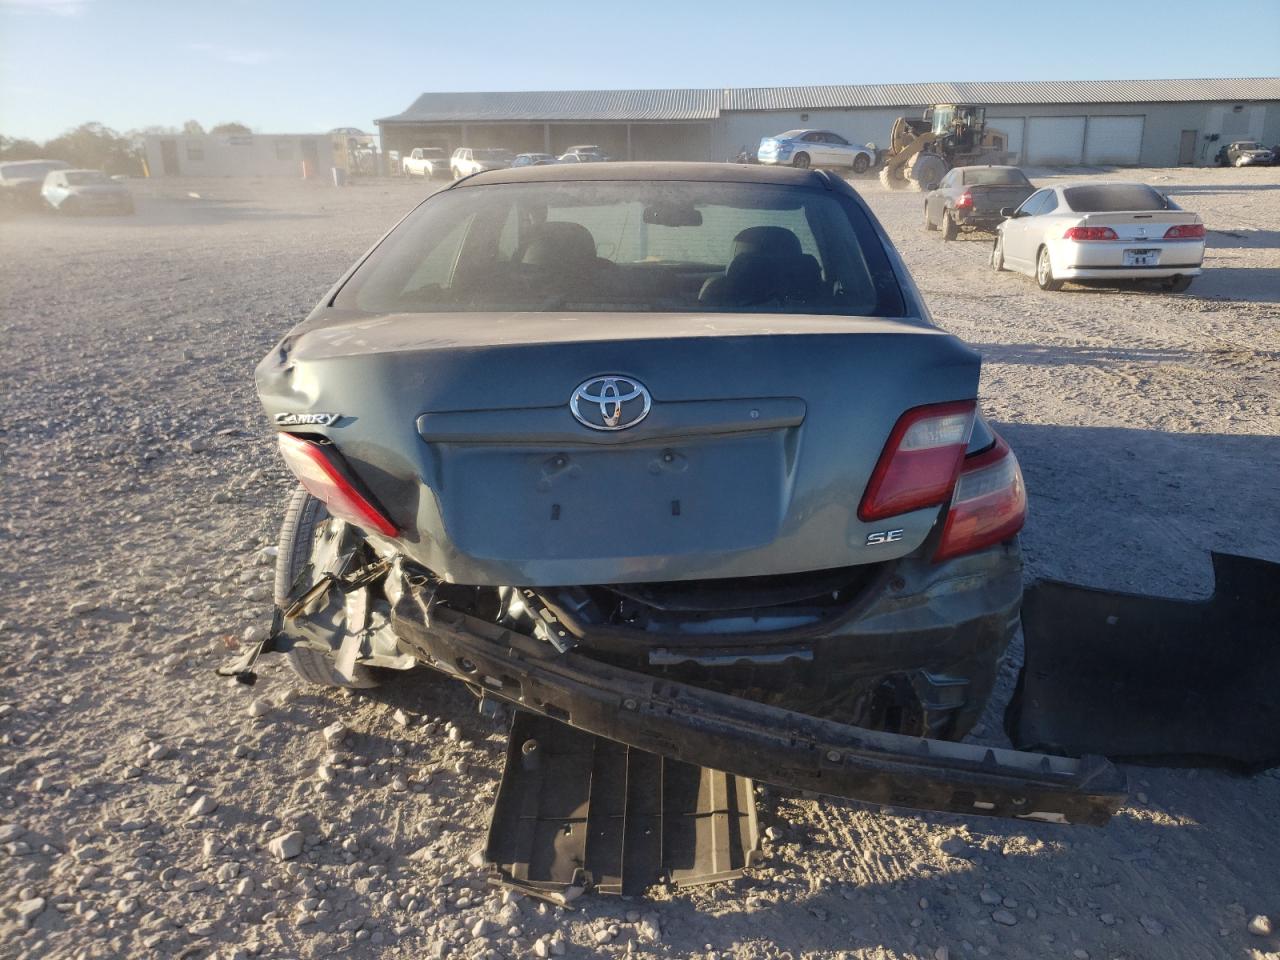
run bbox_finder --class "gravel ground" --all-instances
[1,166,1278,960]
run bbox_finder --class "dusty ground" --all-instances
[1,165,1278,960]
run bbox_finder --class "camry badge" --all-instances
[570,376,651,431]
[274,412,341,427]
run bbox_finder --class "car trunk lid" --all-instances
[259,311,981,586]
[1077,210,1199,242]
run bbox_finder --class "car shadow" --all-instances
[1205,228,1280,249]
[991,422,1280,597]
[971,343,1196,366]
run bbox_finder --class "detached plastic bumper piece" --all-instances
[485,711,760,898]
[1010,552,1280,772]
[392,583,1125,827]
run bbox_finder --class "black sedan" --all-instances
[924,165,1035,240]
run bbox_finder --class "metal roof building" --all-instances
[376,78,1280,168]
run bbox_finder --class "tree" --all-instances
[210,122,251,136]
[41,122,140,175]
[0,136,44,161]
[182,119,206,136]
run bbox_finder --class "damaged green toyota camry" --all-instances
[253,162,1124,826]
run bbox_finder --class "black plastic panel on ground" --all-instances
[485,711,760,897]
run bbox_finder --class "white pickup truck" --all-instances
[402,147,448,179]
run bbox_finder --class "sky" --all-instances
[2,0,1278,141]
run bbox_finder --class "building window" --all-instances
[275,139,294,161]
[186,144,204,162]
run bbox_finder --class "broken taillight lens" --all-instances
[955,191,974,208]
[933,435,1026,562]
[858,401,976,522]
[276,432,398,536]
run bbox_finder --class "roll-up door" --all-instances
[1084,116,1144,164]
[1027,117,1086,164]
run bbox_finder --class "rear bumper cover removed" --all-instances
[392,581,1126,826]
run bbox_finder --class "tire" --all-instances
[924,203,937,231]
[879,165,908,191]
[274,486,381,689]
[792,152,810,169]
[1163,275,1194,293]
[852,153,870,174]
[941,211,958,242]
[991,236,1005,271]
[1036,246,1063,291]
[1234,157,1246,168]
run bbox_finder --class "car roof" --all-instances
[60,169,106,175]
[1051,180,1153,190]
[457,160,834,188]
[953,164,1022,171]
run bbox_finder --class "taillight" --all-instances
[1062,226,1119,241]
[934,436,1026,562]
[276,433,398,536]
[858,401,976,522]
[955,191,973,208]
[1163,223,1205,239]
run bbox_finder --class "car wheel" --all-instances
[1036,246,1063,291]
[991,236,1005,272]
[1235,157,1246,167]
[852,153,870,174]
[924,203,937,231]
[274,486,382,689]
[941,211,958,241]
[1163,275,1194,293]
[792,152,810,169]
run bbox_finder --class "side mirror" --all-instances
[1000,207,1019,219]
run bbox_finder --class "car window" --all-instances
[1040,192,1059,214]
[1062,184,1168,212]
[828,133,850,146]
[335,180,906,318]
[802,132,823,143]
[1017,190,1049,216]
[963,168,1031,187]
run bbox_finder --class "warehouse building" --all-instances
[376,78,1280,168]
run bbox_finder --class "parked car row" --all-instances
[923,164,1205,293]
[0,159,133,215]
[402,145,612,179]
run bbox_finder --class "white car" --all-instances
[992,181,1204,293]
[402,147,448,179]
[450,147,514,179]
[41,169,133,215]
[756,130,873,173]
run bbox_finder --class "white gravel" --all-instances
[0,168,1277,959]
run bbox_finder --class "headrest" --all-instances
[520,221,597,266]
[732,225,802,259]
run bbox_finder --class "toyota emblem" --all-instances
[569,376,652,431]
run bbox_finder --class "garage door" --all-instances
[1084,116,1144,165]
[987,117,1024,162]
[1027,117,1086,164]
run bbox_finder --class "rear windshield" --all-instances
[963,168,1030,186]
[335,180,905,317]
[1063,184,1169,212]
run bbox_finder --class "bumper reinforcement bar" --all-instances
[393,584,1125,826]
